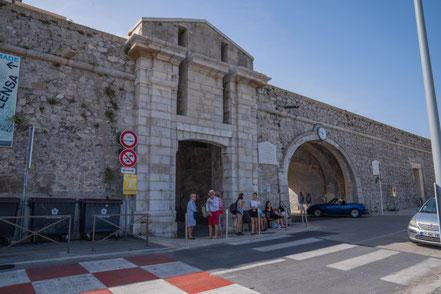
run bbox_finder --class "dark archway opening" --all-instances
[288,141,347,211]
[175,140,223,237]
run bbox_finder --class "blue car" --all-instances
[306,198,369,218]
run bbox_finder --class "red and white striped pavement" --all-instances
[0,254,259,294]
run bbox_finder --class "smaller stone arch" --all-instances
[278,131,362,208]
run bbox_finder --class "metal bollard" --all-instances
[258,209,261,235]
[185,212,188,244]
[304,207,308,228]
[226,209,229,239]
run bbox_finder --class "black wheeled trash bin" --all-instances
[0,197,20,246]
[79,199,122,240]
[29,198,77,243]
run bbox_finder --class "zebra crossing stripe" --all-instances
[252,238,322,252]
[286,243,357,261]
[227,235,291,246]
[211,259,285,275]
[327,249,399,271]
[380,257,441,285]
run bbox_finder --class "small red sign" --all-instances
[120,130,137,149]
[119,149,137,167]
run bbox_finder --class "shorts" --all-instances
[208,210,220,225]
[249,209,258,218]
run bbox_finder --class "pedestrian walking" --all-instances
[186,193,197,239]
[235,193,245,235]
[250,192,261,235]
[206,189,220,239]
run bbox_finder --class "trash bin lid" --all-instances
[0,197,20,203]
[28,197,77,203]
[79,198,123,203]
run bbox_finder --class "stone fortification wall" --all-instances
[257,85,435,210]
[0,2,136,201]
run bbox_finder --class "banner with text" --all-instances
[0,52,21,147]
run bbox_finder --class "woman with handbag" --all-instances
[187,193,197,239]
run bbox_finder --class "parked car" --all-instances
[307,198,369,218]
[408,197,440,246]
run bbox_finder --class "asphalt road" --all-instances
[167,214,441,294]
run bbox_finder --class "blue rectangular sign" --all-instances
[0,52,20,147]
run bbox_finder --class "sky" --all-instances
[25,0,441,139]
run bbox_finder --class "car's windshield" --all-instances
[420,198,437,213]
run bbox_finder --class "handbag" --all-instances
[201,203,208,218]
[193,211,198,220]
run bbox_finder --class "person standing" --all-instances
[186,193,197,240]
[306,193,312,208]
[250,192,261,235]
[206,190,220,239]
[279,201,288,227]
[298,192,305,212]
[235,193,245,235]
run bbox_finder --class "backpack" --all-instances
[229,202,237,215]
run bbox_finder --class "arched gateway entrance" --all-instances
[280,132,361,212]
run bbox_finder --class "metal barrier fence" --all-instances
[0,215,72,253]
[92,213,148,251]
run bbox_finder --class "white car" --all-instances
[408,197,440,246]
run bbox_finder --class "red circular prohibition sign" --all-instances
[119,149,137,167]
[120,130,138,149]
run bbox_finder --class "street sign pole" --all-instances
[379,174,384,215]
[414,0,441,241]
[18,126,34,239]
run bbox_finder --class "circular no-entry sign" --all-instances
[120,130,137,149]
[119,149,137,167]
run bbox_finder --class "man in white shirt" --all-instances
[206,189,220,239]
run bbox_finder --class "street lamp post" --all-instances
[414,0,441,241]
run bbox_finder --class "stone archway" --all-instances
[279,132,362,211]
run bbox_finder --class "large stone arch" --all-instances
[279,131,362,208]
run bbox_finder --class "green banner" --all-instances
[0,52,20,147]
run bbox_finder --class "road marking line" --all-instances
[380,257,441,285]
[199,283,261,293]
[227,234,291,246]
[252,238,322,252]
[286,243,357,261]
[211,259,285,275]
[327,249,399,271]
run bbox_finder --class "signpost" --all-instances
[372,160,383,214]
[119,130,138,236]
[0,52,21,147]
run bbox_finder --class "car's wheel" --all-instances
[350,209,360,218]
[314,209,322,217]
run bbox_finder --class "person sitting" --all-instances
[264,201,284,228]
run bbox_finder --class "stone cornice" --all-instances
[228,66,271,88]
[126,34,186,64]
[185,52,229,77]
